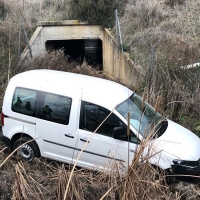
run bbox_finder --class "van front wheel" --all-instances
[13,137,40,161]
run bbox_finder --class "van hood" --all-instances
[154,119,200,161]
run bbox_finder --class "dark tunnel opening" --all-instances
[45,39,103,69]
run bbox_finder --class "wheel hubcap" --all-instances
[18,144,34,161]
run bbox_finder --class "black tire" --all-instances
[13,137,40,161]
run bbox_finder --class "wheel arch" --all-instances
[11,133,41,156]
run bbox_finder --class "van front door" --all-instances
[77,101,139,169]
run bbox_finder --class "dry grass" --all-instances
[0,130,200,200]
[121,0,200,66]
[27,49,109,79]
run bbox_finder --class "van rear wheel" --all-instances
[13,137,40,161]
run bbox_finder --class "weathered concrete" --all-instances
[103,29,143,88]
[21,21,143,88]
[21,21,103,59]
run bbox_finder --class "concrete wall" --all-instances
[21,21,142,88]
[103,29,142,88]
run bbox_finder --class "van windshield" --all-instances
[116,93,163,137]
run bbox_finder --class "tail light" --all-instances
[1,112,4,126]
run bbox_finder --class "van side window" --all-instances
[80,101,115,134]
[79,101,140,143]
[12,87,37,116]
[79,101,124,137]
[37,92,72,125]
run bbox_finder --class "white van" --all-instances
[1,69,200,176]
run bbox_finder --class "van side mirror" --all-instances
[113,127,128,140]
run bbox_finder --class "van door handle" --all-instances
[80,138,90,143]
[65,134,74,138]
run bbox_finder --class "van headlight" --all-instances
[173,159,200,169]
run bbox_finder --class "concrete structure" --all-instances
[21,20,143,88]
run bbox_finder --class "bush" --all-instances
[165,0,186,7]
[0,1,9,20]
[68,0,127,27]
[41,0,55,9]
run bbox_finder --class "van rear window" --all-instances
[12,87,37,116]
[12,87,72,125]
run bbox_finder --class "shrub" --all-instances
[165,0,186,7]
[0,0,9,20]
[68,0,128,27]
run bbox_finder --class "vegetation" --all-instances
[120,0,200,132]
[68,0,127,27]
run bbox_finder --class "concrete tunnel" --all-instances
[45,39,103,69]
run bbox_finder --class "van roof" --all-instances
[13,69,133,110]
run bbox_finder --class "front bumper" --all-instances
[172,164,200,178]
[0,132,12,149]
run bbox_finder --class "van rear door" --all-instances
[35,79,81,163]
[57,92,81,164]
[36,89,77,161]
